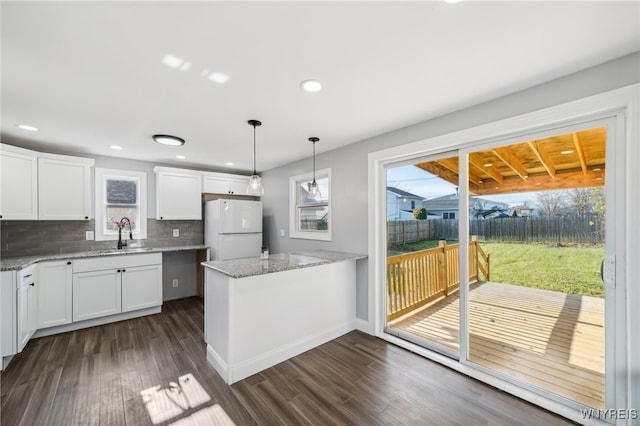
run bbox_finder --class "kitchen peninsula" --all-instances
[201,250,365,384]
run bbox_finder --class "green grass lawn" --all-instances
[389,240,605,297]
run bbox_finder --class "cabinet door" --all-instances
[72,269,121,322]
[0,148,38,220]
[17,283,37,352]
[38,157,91,220]
[203,175,231,194]
[228,177,248,195]
[38,261,73,328]
[121,264,162,312]
[156,171,202,220]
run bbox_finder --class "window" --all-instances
[411,200,416,209]
[443,212,456,219]
[289,168,331,241]
[95,168,147,241]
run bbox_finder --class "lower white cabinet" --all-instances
[38,261,73,328]
[17,265,37,353]
[1,271,17,359]
[72,253,162,322]
[121,264,162,312]
[73,269,122,322]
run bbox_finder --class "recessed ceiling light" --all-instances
[176,155,186,160]
[225,162,235,166]
[301,80,322,93]
[208,72,230,84]
[561,150,574,155]
[153,134,185,146]
[17,124,38,132]
[109,145,123,150]
[483,163,493,167]
[444,0,463,4]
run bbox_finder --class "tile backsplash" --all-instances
[0,219,203,258]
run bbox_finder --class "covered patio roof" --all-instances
[415,126,606,196]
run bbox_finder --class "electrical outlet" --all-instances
[280,229,285,237]
[172,279,179,288]
[85,231,94,240]
[173,229,179,237]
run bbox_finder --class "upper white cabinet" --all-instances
[154,167,203,220]
[38,155,93,220]
[38,260,73,329]
[0,144,94,221]
[0,144,38,220]
[203,172,249,196]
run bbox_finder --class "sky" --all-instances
[386,164,540,207]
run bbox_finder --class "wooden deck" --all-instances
[388,281,605,409]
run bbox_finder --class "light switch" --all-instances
[173,229,179,237]
[85,231,94,240]
[280,229,285,237]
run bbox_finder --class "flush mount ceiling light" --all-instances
[109,145,123,150]
[301,79,322,93]
[17,124,38,132]
[246,120,264,196]
[561,150,575,155]
[308,137,321,199]
[225,162,235,166]
[153,134,185,146]
[176,155,186,160]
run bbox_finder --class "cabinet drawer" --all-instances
[72,253,161,273]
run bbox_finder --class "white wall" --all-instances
[260,51,640,321]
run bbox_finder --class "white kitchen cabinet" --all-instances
[38,260,73,328]
[17,265,37,353]
[202,172,250,196]
[1,271,17,360]
[0,144,38,220]
[154,167,203,220]
[121,264,162,312]
[38,155,93,220]
[72,253,162,322]
[73,269,121,322]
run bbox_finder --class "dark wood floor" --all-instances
[1,297,575,425]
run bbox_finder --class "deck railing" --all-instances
[386,236,490,321]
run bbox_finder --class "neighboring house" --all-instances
[423,193,510,220]
[386,187,425,220]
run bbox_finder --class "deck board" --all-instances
[388,281,604,409]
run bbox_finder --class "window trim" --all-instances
[289,168,332,241]
[94,168,147,241]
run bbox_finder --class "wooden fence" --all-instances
[388,216,604,245]
[386,236,490,321]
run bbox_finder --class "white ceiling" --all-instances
[2,1,639,174]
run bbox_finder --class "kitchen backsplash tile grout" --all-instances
[0,219,204,258]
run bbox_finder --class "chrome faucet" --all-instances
[117,217,133,249]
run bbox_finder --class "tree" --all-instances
[534,191,568,217]
[413,206,427,220]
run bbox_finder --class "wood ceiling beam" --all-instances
[491,147,529,180]
[468,153,503,184]
[434,158,483,186]
[414,162,459,186]
[572,132,588,175]
[527,140,556,178]
[471,168,604,196]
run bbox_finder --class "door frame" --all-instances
[367,84,639,423]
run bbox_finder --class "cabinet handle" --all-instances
[24,274,32,279]
[0,215,3,219]
[84,216,89,219]
[29,283,35,287]
[67,261,72,265]
[117,269,121,273]
[122,269,126,273]
[160,216,163,220]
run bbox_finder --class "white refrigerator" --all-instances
[205,199,263,261]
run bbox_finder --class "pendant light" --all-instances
[247,119,264,195]
[308,137,320,199]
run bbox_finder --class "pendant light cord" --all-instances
[312,139,316,183]
[253,124,257,175]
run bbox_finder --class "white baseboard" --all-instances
[355,318,374,335]
[32,306,162,338]
[212,321,356,385]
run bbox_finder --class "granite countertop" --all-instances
[201,250,366,279]
[0,244,209,271]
